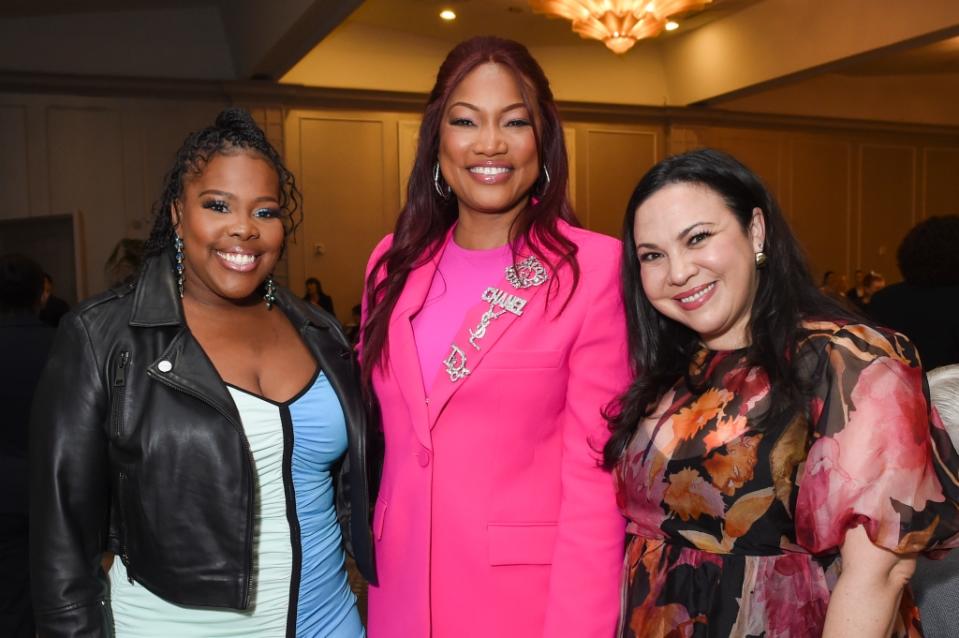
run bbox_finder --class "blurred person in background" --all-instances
[304,276,335,315]
[869,215,959,368]
[0,253,54,638]
[37,271,70,327]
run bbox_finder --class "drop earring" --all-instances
[754,250,767,269]
[263,274,277,310]
[173,235,185,298]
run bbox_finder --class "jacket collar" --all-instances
[128,251,321,331]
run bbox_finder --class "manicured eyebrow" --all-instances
[198,190,278,204]
[635,221,715,250]
[198,189,232,198]
[678,221,715,240]
[447,101,528,115]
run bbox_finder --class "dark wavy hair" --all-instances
[361,36,580,387]
[603,148,857,469]
[897,215,959,286]
[145,107,302,256]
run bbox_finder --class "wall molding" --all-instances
[4,70,959,138]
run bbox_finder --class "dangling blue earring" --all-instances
[173,235,185,298]
[263,274,277,310]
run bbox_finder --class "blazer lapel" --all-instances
[387,247,446,449]
[426,254,552,428]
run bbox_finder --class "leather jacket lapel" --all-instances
[145,328,242,429]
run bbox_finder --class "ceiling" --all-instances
[838,34,959,76]
[344,0,761,49]
[0,0,216,17]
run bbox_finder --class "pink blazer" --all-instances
[363,222,628,637]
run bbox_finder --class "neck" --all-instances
[453,200,526,250]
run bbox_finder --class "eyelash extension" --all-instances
[254,208,282,219]
[202,199,229,213]
[689,230,714,245]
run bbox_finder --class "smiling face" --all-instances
[438,62,540,224]
[172,150,284,307]
[633,182,766,351]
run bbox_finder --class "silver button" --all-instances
[157,360,173,373]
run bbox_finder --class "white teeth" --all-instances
[680,282,715,303]
[469,166,510,175]
[217,251,255,265]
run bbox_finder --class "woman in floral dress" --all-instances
[604,148,959,637]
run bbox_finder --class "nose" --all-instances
[228,213,260,240]
[473,123,507,156]
[667,251,696,286]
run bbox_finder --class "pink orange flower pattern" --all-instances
[616,321,959,638]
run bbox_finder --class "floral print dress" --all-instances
[615,321,959,638]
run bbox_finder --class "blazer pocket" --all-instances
[488,522,558,566]
[373,497,388,541]
[483,350,563,370]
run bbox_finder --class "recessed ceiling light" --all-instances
[440,9,456,21]
[665,20,679,31]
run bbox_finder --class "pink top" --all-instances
[411,239,512,391]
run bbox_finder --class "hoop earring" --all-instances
[173,235,185,298]
[433,161,450,199]
[537,163,551,198]
[263,274,277,310]
[754,251,767,269]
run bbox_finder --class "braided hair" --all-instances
[144,107,302,256]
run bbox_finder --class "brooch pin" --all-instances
[443,345,471,382]
[505,256,548,290]
[469,306,506,350]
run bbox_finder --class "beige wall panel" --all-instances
[562,126,576,205]
[585,129,658,238]
[923,147,959,218]
[397,119,420,207]
[0,105,30,217]
[788,137,851,282]
[48,107,127,295]
[292,116,389,323]
[708,129,787,203]
[859,145,916,282]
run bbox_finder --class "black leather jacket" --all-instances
[29,254,377,637]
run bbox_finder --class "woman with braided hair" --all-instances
[30,108,374,637]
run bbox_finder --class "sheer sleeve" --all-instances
[794,322,959,555]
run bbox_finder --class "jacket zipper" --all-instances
[111,351,129,439]
[148,371,257,608]
[117,471,135,584]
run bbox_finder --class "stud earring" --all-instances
[433,161,450,199]
[755,251,767,269]
[173,235,185,298]
[263,274,277,310]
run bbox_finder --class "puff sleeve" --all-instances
[794,323,959,555]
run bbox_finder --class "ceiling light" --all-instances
[439,9,456,21]
[529,0,709,54]
[665,20,679,31]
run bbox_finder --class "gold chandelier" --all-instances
[528,0,711,54]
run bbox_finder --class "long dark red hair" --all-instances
[361,36,581,387]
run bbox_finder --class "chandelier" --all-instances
[528,0,711,54]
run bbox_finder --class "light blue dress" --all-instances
[109,371,364,637]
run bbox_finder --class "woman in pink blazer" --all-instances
[360,37,628,637]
